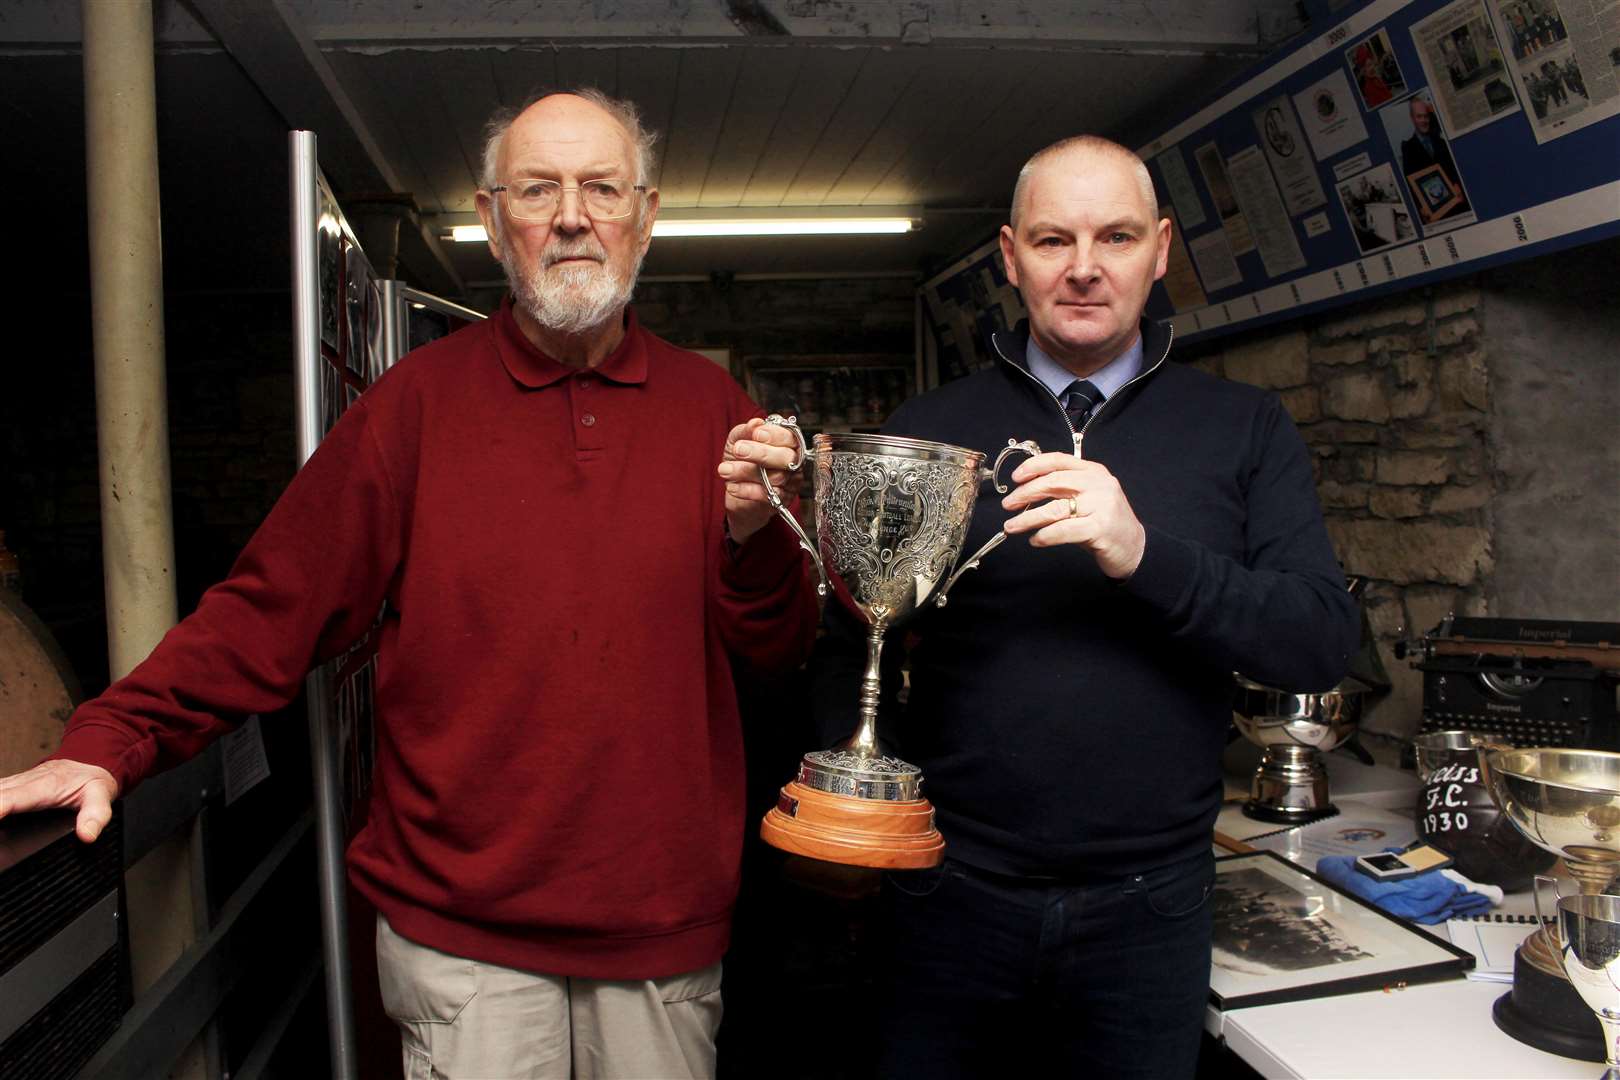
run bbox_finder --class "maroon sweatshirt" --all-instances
[53,301,818,978]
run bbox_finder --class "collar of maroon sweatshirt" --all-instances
[491,295,649,388]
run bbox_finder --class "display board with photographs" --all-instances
[920,236,1026,386]
[1210,852,1474,1010]
[1126,0,1617,342]
[305,168,385,825]
[1484,0,1620,143]
[312,172,381,440]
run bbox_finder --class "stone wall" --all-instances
[1184,237,1620,738]
[1186,279,1494,737]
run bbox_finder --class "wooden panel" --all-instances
[738,47,871,207]
[821,50,979,206]
[862,53,1030,206]
[421,49,505,208]
[781,48,928,206]
[696,47,806,207]
[657,48,746,204]
[552,47,618,95]
[327,51,443,205]
[612,47,682,183]
[486,47,560,109]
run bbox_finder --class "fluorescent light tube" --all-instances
[446,218,916,242]
[652,218,914,237]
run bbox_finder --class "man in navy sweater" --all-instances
[813,136,1357,1078]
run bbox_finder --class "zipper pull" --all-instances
[1073,430,1084,458]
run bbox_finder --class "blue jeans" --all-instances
[877,850,1214,1079]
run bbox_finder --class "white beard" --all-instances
[503,234,643,336]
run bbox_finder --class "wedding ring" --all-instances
[1067,496,1079,518]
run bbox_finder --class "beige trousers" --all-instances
[376,915,723,1079]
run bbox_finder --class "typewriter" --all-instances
[1399,616,1620,750]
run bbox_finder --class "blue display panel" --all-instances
[1139,0,1620,341]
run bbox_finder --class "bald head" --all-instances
[1010,136,1158,229]
[481,88,658,193]
[1409,95,1436,134]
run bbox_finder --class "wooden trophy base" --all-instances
[760,781,944,870]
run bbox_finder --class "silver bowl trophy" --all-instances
[1231,675,1372,824]
[1411,730,1554,892]
[1231,576,1383,824]
[754,416,1038,869]
[1483,747,1620,1063]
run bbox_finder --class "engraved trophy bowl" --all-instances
[1484,747,1620,1063]
[755,415,1039,869]
[1231,674,1369,825]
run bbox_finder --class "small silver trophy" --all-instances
[1484,747,1620,1061]
[1231,675,1370,823]
[755,416,1038,868]
[1557,894,1620,1079]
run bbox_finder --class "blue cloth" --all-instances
[1316,854,1493,924]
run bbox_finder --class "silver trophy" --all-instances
[756,416,1038,868]
[1231,675,1371,824]
[1485,747,1620,1061]
[1556,894,1620,1079]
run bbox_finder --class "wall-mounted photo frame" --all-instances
[1210,851,1474,1010]
[1406,163,1465,221]
[743,354,918,433]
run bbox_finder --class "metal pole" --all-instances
[82,0,178,671]
[82,5,210,1077]
[290,130,359,1080]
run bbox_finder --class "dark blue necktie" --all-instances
[1062,379,1103,429]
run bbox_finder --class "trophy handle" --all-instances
[1534,873,1565,928]
[934,439,1042,608]
[986,438,1043,494]
[758,414,829,597]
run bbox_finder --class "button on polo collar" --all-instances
[492,295,650,388]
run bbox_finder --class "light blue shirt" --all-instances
[1025,335,1143,406]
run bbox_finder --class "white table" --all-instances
[1210,754,1596,1078]
[1207,980,1595,1079]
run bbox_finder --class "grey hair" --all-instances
[1009,135,1158,228]
[479,88,659,192]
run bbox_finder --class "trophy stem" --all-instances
[1597,1015,1620,1074]
[1569,858,1620,895]
[849,626,886,759]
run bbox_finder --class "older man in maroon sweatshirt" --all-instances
[0,89,817,1078]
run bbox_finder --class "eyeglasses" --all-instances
[491,178,647,222]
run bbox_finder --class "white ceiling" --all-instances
[1,0,1307,302]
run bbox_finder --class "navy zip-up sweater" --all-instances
[812,318,1358,878]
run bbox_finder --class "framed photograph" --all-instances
[1210,851,1474,1010]
[1345,28,1409,110]
[1333,162,1416,256]
[1380,88,1476,234]
[342,241,371,377]
[365,277,387,384]
[320,359,347,438]
[1406,163,1464,220]
[743,355,918,432]
[316,187,342,354]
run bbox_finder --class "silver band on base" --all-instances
[798,750,922,801]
